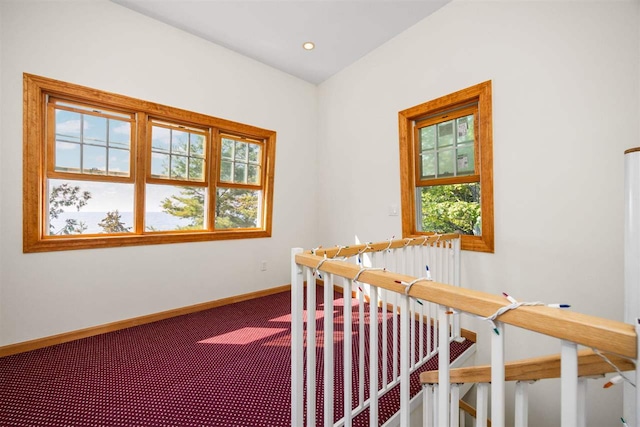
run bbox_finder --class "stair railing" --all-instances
[291,235,462,427]
[292,243,638,427]
[421,349,636,427]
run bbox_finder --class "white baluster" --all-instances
[577,378,586,427]
[491,321,505,427]
[476,382,489,427]
[636,318,640,427]
[561,340,578,426]
[358,283,365,406]
[433,384,439,427]
[514,381,529,427]
[290,249,304,427]
[323,273,334,427]
[369,285,379,427]
[419,297,424,362]
[411,299,416,368]
[382,287,388,388]
[393,292,399,380]
[450,384,460,427]
[306,267,316,427]
[400,293,411,425]
[452,238,462,339]
[344,278,353,426]
[438,305,450,426]
[423,384,434,427]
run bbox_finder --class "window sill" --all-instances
[24,230,272,253]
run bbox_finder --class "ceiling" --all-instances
[111,0,450,85]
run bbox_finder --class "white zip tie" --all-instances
[353,267,386,283]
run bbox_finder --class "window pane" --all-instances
[189,157,205,181]
[417,183,481,235]
[421,152,435,179]
[83,145,107,175]
[457,115,474,143]
[420,125,436,151]
[46,179,134,235]
[172,130,188,154]
[248,143,261,163]
[235,141,248,161]
[152,126,170,153]
[170,155,188,180]
[108,119,131,149]
[247,165,260,185]
[151,152,170,178]
[220,160,233,182]
[221,138,234,159]
[437,149,454,177]
[234,162,247,183]
[55,141,81,173]
[215,188,260,229]
[456,143,475,175]
[437,120,454,148]
[55,110,81,143]
[108,148,130,177]
[83,115,107,146]
[190,134,204,157]
[152,125,207,182]
[145,184,206,231]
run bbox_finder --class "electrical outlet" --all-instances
[260,261,267,271]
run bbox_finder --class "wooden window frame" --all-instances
[23,73,276,253]
[398,81,494,253]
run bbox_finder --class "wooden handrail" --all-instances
[295,253,637,358]
[420,349,635,384]
[309,234,459,259]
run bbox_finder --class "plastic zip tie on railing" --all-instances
[313,255,328,278]
[356,243,373,265]
[333,245,348,258]
[384,236,395,252]
[403,237,414,247]
[353,266,386,284]
[394,277,432,306]
[481,292,570,335]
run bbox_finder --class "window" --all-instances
[398,81,494,252]
[23,74,276,252]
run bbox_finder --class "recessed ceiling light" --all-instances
[302,42,315,51]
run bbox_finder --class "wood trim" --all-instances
[460,328,476,343]
[415,174,480,188]
[295,252,637,358]
[23,74,46,252]
[420,349,635,384]
[398,81,494,253]
[23,73,277,252]
[625,147,640,154]
[134,112,148,233]
[0,284,291,358]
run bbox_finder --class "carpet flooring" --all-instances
[0,287,472,426]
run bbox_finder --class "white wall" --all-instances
[0,0,318,345]
[317,1,638,426]
[2,0,639,424]
[0,1,4,338]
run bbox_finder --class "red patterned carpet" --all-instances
[0,287,472,426]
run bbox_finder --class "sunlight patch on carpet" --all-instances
[198,327,287,345]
